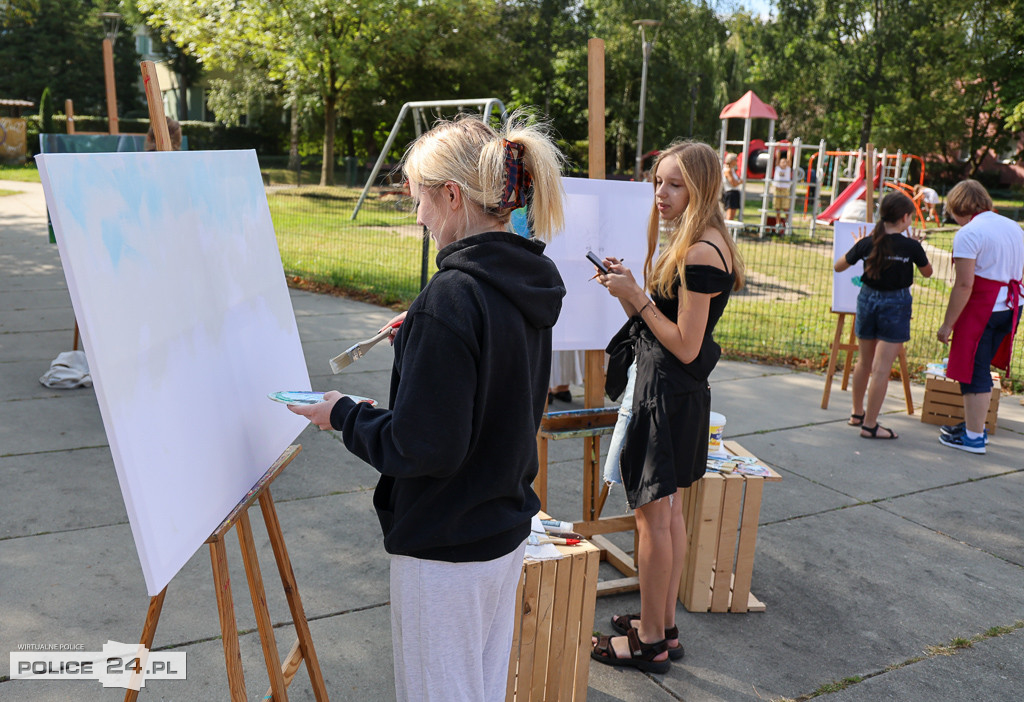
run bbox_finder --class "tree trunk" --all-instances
[288,101,300,172]
[321,93,336,186]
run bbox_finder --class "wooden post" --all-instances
[103,38,119,135]
[64,99,76,135]
[864,143,874,217]
[141,61,170,151]
[584,38,606,518]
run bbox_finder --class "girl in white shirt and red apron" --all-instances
[937,179,1024,454]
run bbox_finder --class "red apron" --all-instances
[947,275,1023,383]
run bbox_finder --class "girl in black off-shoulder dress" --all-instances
[591,141,745,673]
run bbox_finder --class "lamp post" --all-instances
[633,19,661,181]
[99,11,121,135]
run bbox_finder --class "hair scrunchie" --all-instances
[499,139,533,209]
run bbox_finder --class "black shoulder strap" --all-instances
[699,240,730,271]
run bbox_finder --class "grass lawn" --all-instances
[267,185,434,305]
[0,163,41,182]
[6,157,1020,379]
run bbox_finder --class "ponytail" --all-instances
[862,219,890,278]
[403,109,566,241]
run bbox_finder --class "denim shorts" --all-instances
[960,307,1017,394]
[855,285,912,343]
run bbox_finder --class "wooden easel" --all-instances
[821,143,914,415]
[123,62,328,702]
[535,39,639,597]
[124,445,327,702]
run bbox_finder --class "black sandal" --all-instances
[591,628,670,673]
[861,424,897,439]
[848,413,865,426]
[610,614,684,660]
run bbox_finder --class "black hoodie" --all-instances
[330,231,566,562]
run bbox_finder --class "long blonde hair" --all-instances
[402,109,566,240]
[644,141,746,298]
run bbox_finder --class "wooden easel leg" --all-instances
[123,588,167,702]
[821,313,846,409]
[840,317,857,390]
[236,511,288,701]
[72,321,80,351]
[535,433,548,512]
[583,436,600,522]
[209,537,248,701]
[259,489,329,702]
[594,481,611,520]
[898,347,914,414]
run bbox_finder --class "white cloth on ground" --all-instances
[39,350,92,389]
[389,540,527,702]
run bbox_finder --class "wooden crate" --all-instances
[678,441,782,613]
[506,536,600,701]
[920,373,999,434]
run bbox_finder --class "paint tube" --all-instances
[540,519,574,535]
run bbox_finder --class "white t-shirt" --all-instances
[951,211,1024,310]
[920,187,939,205]
[772,166,792,187]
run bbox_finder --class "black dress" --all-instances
[616,241,735,509]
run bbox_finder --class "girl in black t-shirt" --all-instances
[835,192,933,438]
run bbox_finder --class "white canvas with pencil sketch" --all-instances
[546,177,653,351]
[36,150,310,596]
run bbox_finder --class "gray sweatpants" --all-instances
[389,540,527,702]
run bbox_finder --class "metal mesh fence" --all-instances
[267,184,434,305]
[267,189,1024,383]
[718,223,1024,383]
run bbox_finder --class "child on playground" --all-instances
[722,152,742,221]
[591,141,745,672]
[835,191,933,439]
[772,155,792,222]
[288,111,567,701]
[913,183,941,224]
[936,179,1024,454]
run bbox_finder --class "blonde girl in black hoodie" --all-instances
[290,111,566,702]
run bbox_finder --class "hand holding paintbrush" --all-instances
[329,318,404,373]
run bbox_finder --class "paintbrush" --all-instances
[329,320,402,373]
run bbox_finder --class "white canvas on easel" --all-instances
[37,150,310,596]
[831,220,872,314]
[547,177,654,351]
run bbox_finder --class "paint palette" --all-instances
[267,391,377,406]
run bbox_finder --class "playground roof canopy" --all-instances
[719,90,778,120]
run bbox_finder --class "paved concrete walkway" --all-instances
[2,179,1023,701]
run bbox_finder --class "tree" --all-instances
[0,0,140,119]
[736,0,1024,179]
[141,0,477,186]
[38,86,54,133]
[586,0,735,173]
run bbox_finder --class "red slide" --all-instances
[816,174,866,225]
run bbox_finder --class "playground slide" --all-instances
[816,175,866,224]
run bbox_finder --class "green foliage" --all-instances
[736,0,1024,179]
[0,0,141,117]
[38,87,54,134]
[7,0,1021,184]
